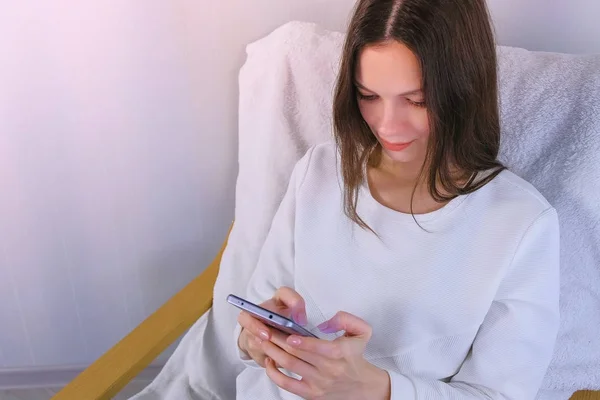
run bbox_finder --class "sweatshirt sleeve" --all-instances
[386,208,561,399]
[233,147,314,368]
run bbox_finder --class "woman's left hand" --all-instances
[261,311,391,400]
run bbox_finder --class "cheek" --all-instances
[414,111,430,139]
[358,102,378,127]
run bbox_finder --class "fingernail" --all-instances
[259,330,270,340]
[288,336,302,346]
[318,321,337,333]
[317,321,329,331]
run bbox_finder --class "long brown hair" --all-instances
[333,0,506,230]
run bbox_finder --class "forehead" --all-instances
[355,41,422,93]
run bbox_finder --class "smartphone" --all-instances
[227,294,317,338]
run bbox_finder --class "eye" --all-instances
[357,92,379,102]
[407,99,426,108]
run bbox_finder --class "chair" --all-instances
[53,22,600,400]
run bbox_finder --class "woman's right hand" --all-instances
[237,286,308,367]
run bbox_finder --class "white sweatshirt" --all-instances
[235,143,560,400]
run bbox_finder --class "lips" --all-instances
[380,138,414,152]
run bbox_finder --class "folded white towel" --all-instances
[131,22,600,400]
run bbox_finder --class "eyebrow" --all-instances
[354,80,423,97]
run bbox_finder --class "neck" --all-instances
[373,150,471,193]
[375,152,428,188]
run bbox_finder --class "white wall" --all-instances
[0,0,598,378]
[487,0,600,54]
[0,0,357,374]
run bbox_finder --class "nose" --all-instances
[378,101,406,136]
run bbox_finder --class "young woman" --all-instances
[235,0,560,399]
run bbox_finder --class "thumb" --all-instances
[317,311,372,340]
[273,286,308,326]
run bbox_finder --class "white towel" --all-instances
[496,46,600,398]
[131,22,600,400]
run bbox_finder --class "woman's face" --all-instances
[355,41,430,167]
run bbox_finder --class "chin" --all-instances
[381,147,421,164]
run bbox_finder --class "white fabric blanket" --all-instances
[131,22,600,400]
[497,46,600,399]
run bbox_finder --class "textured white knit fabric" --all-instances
[235,142,560,400]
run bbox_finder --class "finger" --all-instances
[273,287,308,326]
[249,347,268,367]
[245,333,283,368]
[238,311,271,340]
[245,333,265,353]
[265,357,311,399]
[262,338,318,380]
[258,298,291,316]
[269,330,330,366]
[285,335,344,360]
[238,330,264,367]
[317,311,372,339]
